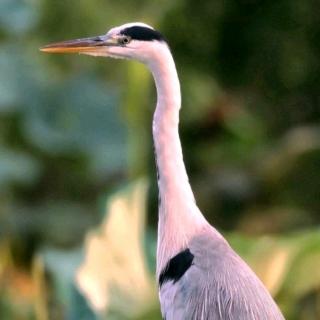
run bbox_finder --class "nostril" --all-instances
[93,36,103,42]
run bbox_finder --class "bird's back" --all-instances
[159,227,284,320]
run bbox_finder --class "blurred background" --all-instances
[0,0,319,319]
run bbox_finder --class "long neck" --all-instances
[148,45,207,274]
[150,46,194,207]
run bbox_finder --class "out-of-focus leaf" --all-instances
[229,229,320,317]
[279,231,320,298]
[224,105,264,145]
[123,61,151,178]
[238,206,312,234]
[4,202,97,247]
[245,237,295,296]
[0,147,41,187]
[181,72,220,124]
[132,307,162,320]
[40,246,95,320]
[0,241,36,319]
[32,255,48,320]
[23,75,127,175]
[0,46,43,111]
[258,126,320,182]
[231,234,293,298]
[0,0,38,35]
[76,178,157,318]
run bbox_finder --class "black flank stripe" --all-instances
[159,248,194,288]
[120,26,165,42]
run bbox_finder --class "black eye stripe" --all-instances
[120,26,165,42]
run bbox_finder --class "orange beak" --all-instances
[40,35,118,54]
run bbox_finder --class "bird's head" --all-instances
[41,22,167,65]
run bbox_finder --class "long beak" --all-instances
[40,35,118,54]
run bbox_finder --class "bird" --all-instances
[41,22,285,320]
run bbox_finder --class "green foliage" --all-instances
[0,0,319,319]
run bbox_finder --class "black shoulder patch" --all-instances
[120,26,165,42]
[159,248,194,288]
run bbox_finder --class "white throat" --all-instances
[148,44,207,275]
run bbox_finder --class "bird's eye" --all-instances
[120,36,131,45]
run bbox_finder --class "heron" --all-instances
[41,22,285,319]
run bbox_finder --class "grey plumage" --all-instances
[160,227,284,319]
